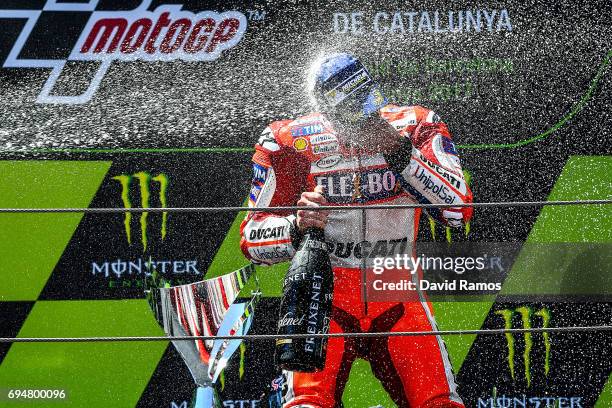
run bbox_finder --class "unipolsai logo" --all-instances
[113,171,169,251]
[495,307,551,388]
[0,0,248,104]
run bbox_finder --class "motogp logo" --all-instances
[0,0,247,104]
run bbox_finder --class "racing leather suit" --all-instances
[240,104,473,408]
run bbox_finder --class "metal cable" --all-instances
[1,325,610,343]
[0,199,610,213]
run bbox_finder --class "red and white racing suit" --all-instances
[240,104,473,408]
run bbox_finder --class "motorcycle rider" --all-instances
[240,53,473,408]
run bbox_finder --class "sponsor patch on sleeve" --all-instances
[312,141,339,154]
[249,163,269,204]
[293,137,309,151]
[290,123,324,137]
[252,163,268,183]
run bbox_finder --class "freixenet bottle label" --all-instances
[275,228,334,372]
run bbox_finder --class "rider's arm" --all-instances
[385,106,473,227]
[240,125,307,265]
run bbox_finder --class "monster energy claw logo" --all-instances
[496,307,551,388]
[113,172,169,251]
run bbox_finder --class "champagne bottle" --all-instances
[275,227,334,372]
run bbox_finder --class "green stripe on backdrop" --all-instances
[0,300,166,407]
[595,373,612,408]
[500,156,612,297]
[0,161,111,301]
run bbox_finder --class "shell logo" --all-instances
[293,138,308,151]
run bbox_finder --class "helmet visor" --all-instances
[317,63,387,125]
